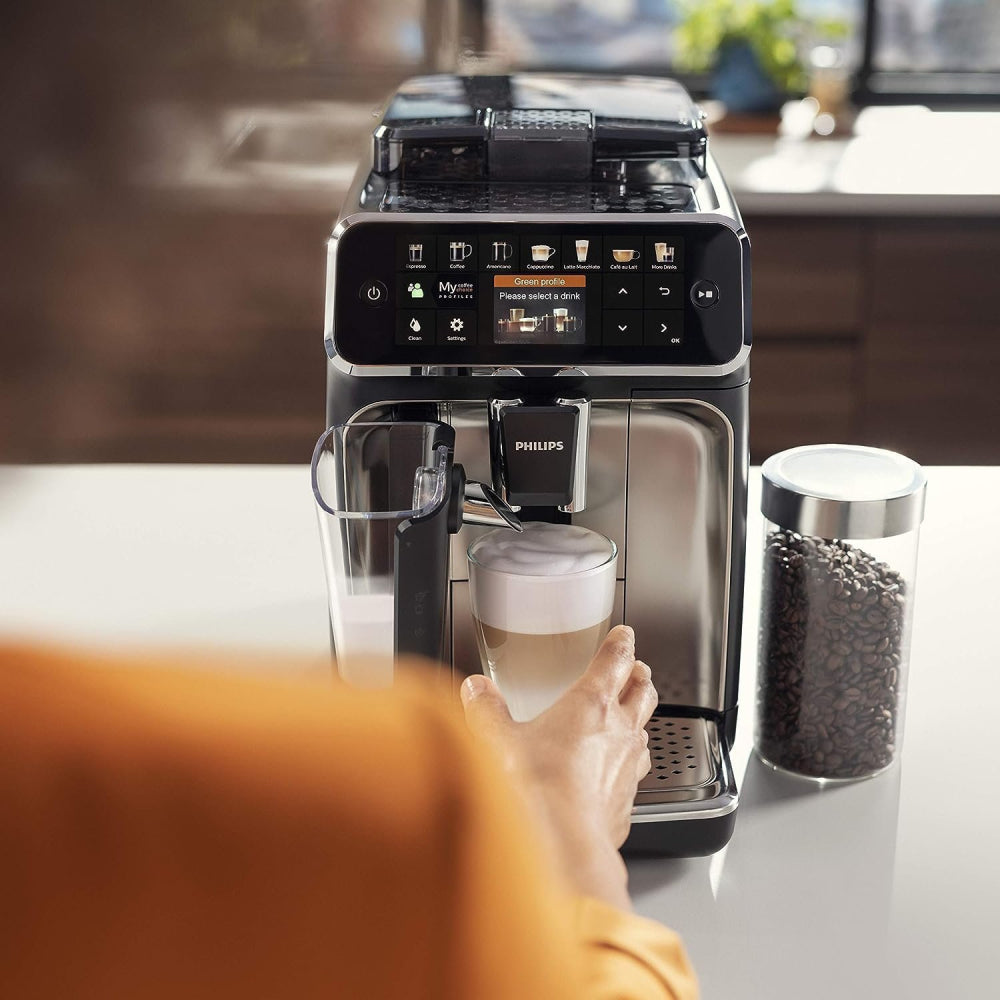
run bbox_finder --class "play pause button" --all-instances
[691,279,720,308]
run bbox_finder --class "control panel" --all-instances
[333,221,746,367]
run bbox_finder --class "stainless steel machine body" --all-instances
[322,74,750,855]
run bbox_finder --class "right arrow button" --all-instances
[643,311,684,347]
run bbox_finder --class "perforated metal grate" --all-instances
[639,716,716,791]
[381,181,693,213]
[492,109,592,133]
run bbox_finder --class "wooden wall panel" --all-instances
[860,222,1000,464]
[744,218,865,337]
[857,322,1000,464]
[2,199,329,463]
[749,340,857,462]
[869,222,1000,328]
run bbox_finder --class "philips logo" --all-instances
[515,441,565,452]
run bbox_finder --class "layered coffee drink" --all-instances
[468,522,617,721]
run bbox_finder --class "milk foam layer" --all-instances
[468,522,617,634]
[470,522,614,576]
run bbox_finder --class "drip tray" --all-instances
[632,714,738,819]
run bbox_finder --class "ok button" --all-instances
[360,280,388,306]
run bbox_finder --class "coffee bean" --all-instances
[756,529,909,780]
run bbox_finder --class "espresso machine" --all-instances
[317,74,750,856]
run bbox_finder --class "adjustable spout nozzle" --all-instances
[463,480,523,532]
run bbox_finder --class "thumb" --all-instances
[460,673,515,739]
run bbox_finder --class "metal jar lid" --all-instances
[761,444,927,540]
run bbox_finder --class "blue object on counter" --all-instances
[713,41,784,114]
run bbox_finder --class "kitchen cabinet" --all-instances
[746,215,1000,464]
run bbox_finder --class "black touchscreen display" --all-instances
[334,221,743,367]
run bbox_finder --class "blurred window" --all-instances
[213,0,428,72]
[858,0,1000,100]
[873,0,1000,72]
[484,0,862,73]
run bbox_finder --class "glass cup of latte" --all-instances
[467,522,617,721]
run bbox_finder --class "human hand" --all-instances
[460,625,656,911]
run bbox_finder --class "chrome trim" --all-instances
[705,151,745,233]
[323,237,337,359]
[487,397,523,508]
[630,798,738,823]
[572,343,749,379]
[328,343,751,379]
[554,396,591,513]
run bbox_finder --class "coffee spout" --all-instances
[463,480,522,531]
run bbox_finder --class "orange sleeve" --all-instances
[575,897,699,999]
[0,643,697,1000]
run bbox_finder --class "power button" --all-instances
[360,280,388,306]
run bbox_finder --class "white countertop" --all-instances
[1,464,996,998]
[705,106,1000,216]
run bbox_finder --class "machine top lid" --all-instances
[382,73,704,130]
[373,73,707,181]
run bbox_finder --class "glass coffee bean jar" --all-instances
[756,445,927,781]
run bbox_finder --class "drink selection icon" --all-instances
[408,243,424,263]
[531,244,556,262]
[575,239,590,263]
[491,241,513,263]
[612,248,640,262]
[655,242,675,264]
[449,241,473,263]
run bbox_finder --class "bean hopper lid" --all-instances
[366,73,708,213]
[761,444,927,540]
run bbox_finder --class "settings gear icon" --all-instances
[449,317,465,332]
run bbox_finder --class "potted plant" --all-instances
[674,0,846,114]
